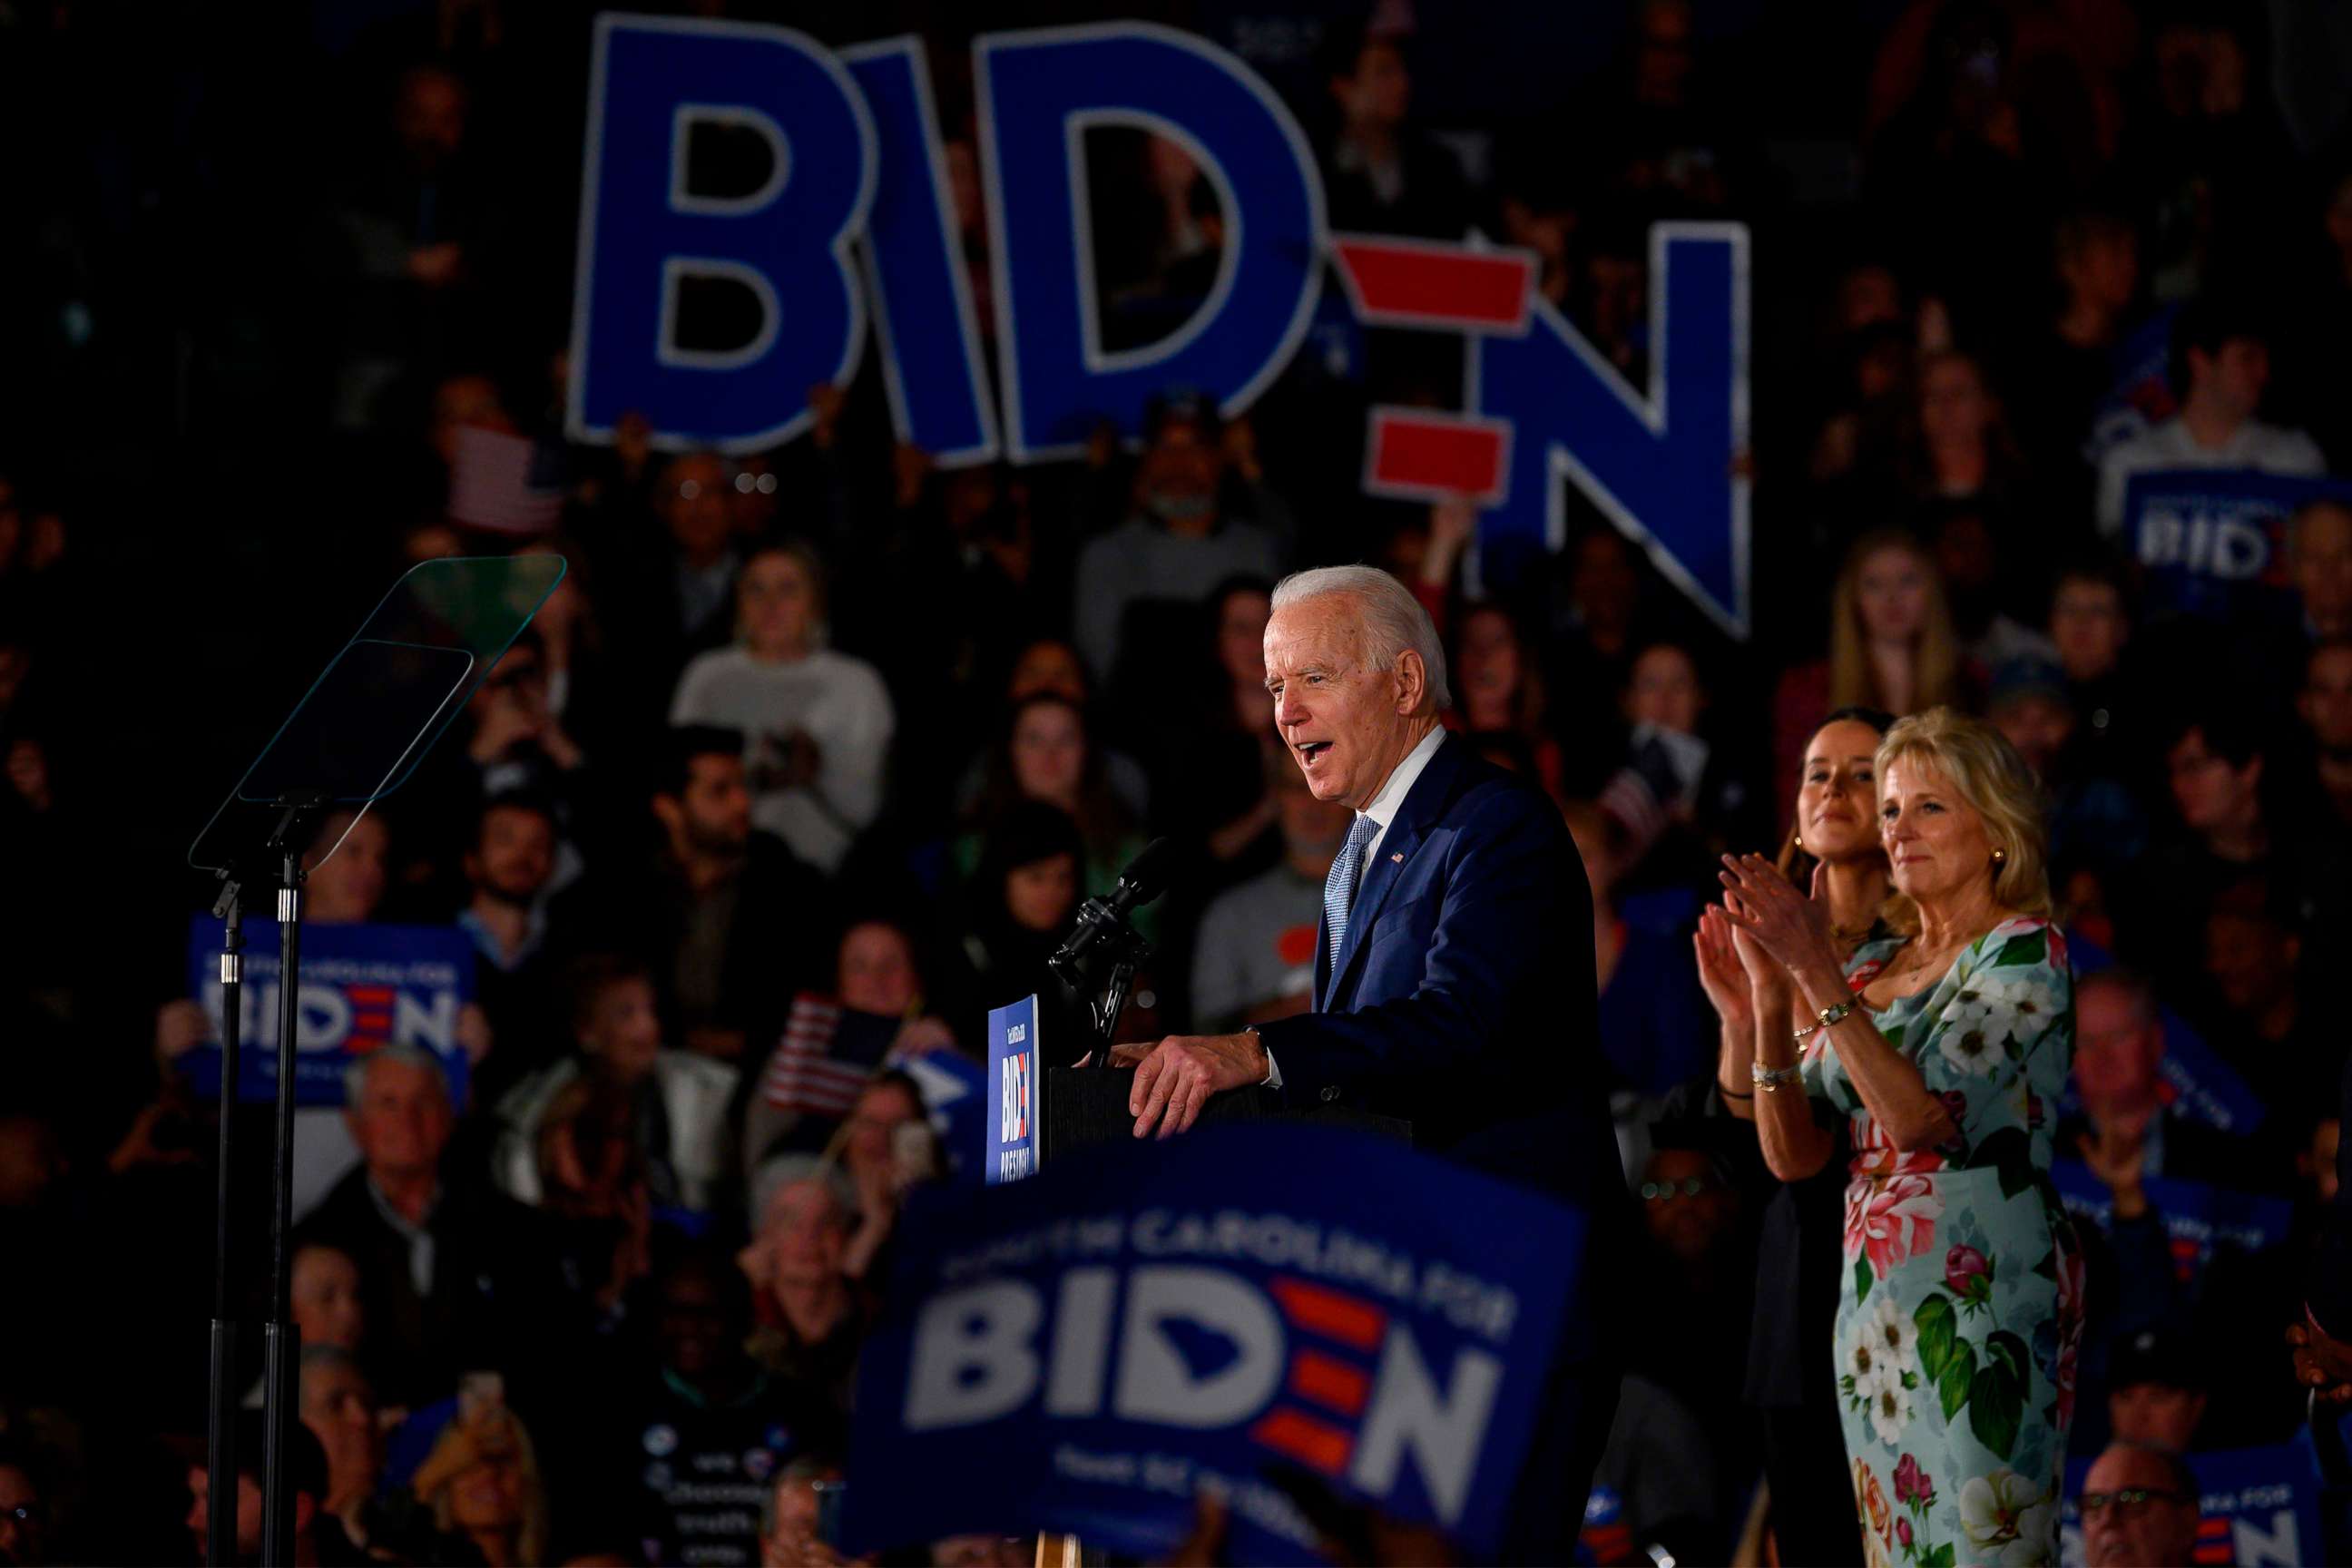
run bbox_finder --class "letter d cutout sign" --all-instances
[976,24,1325,457]
[570,15,877,453]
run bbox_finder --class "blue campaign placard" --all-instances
[840,1121,1590,1563]
[985,995,1039,1184]
[180,916,474,1106]
[2049,1161,2292,1279]
[2126,467,2352,623]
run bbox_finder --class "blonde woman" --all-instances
[670,541,895,875]
[410,1400,549,1568]
[1716,709,2082,1568]
[1772,529,1964,827]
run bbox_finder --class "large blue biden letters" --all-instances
[568,15,1750,633]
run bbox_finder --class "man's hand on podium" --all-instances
[1110,1034,1271,1141]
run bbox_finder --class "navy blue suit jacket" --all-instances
[1255,731,1620,1207]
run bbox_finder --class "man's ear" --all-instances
[1394,649,1426,714]
[651,794,681,838]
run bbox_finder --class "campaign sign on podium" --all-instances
[841,1122,1588,1563]
[985,995,1039,1183]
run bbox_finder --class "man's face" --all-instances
[1004,853,1079,934]
[1640,1149,1735,1263]
[838,923,919,1017]
[2295,505,2352,634]
[1333,40,1410,129]
[661,455,734,563]
[2062,230,2138,315]
[2081,1446,2199,1568]
[2073,984,2163,1110]
[2050,580,2125,681]
[663,754,753,858]
[470,806,554,905]
[346,1058,454,1182]
[0,1463,41,1565]
[2165,729,2259,833]
[658,1271,735,1381]
[2109,1380,2206,1452]
[2300,647,2352,755]
[1265,598,1420,808]
[396,69,466,165]
[1626,645,1702,735]
[1992,693,2073,778]
[1135,422,1220,526]
[2205,911,2293,1015]
[2197,337,2269,417]
[307,814,388,926]
[583,977,662,1080]
[301,1360,381,1500]
[291,1246,364,1351]
[1273,766,1351,860]
[185,1467,264,1562]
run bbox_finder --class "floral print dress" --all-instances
[1800,916,2084,1568]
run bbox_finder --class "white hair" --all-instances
[1270,565,1451,710]
[342,1044,451,1110]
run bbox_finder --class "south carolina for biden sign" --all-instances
[572,16,1752,633]
[841,1122,1591,1561]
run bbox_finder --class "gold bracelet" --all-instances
[1792,999,1855,1042]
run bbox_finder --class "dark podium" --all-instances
[1041,1063,1409,1163]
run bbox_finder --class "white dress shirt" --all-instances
[1261,724,1446,1089]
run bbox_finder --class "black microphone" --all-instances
[1049,837,1171,979]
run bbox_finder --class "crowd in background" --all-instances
[5,0,2352,1562]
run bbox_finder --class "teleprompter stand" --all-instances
[188,556,564,1563]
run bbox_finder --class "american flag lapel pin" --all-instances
[1389,852,1404,863]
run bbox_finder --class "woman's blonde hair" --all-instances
[1875,706,2052,936]
[1828,528,1959,716]
[416,1407,550,1566]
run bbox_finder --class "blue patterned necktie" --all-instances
[1324,813,1381,967]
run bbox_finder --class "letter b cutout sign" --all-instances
[571,16,877,453]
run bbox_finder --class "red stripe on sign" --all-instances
[1331,236,1534,331]
[351,1014,393,1031]
[1250,1407,1350,1476]
[1366,409,1508,503]
[1270,1277,1385,1351]
[1289,1349,1370,1416]
[347,987,395,1002]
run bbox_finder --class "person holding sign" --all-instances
[1715,709,2082,1568]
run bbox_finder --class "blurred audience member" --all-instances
[2097,297,2323,535]
[2076,1442,2200,1568]
[1191,755,1349,1033]
[671,542,894,876]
